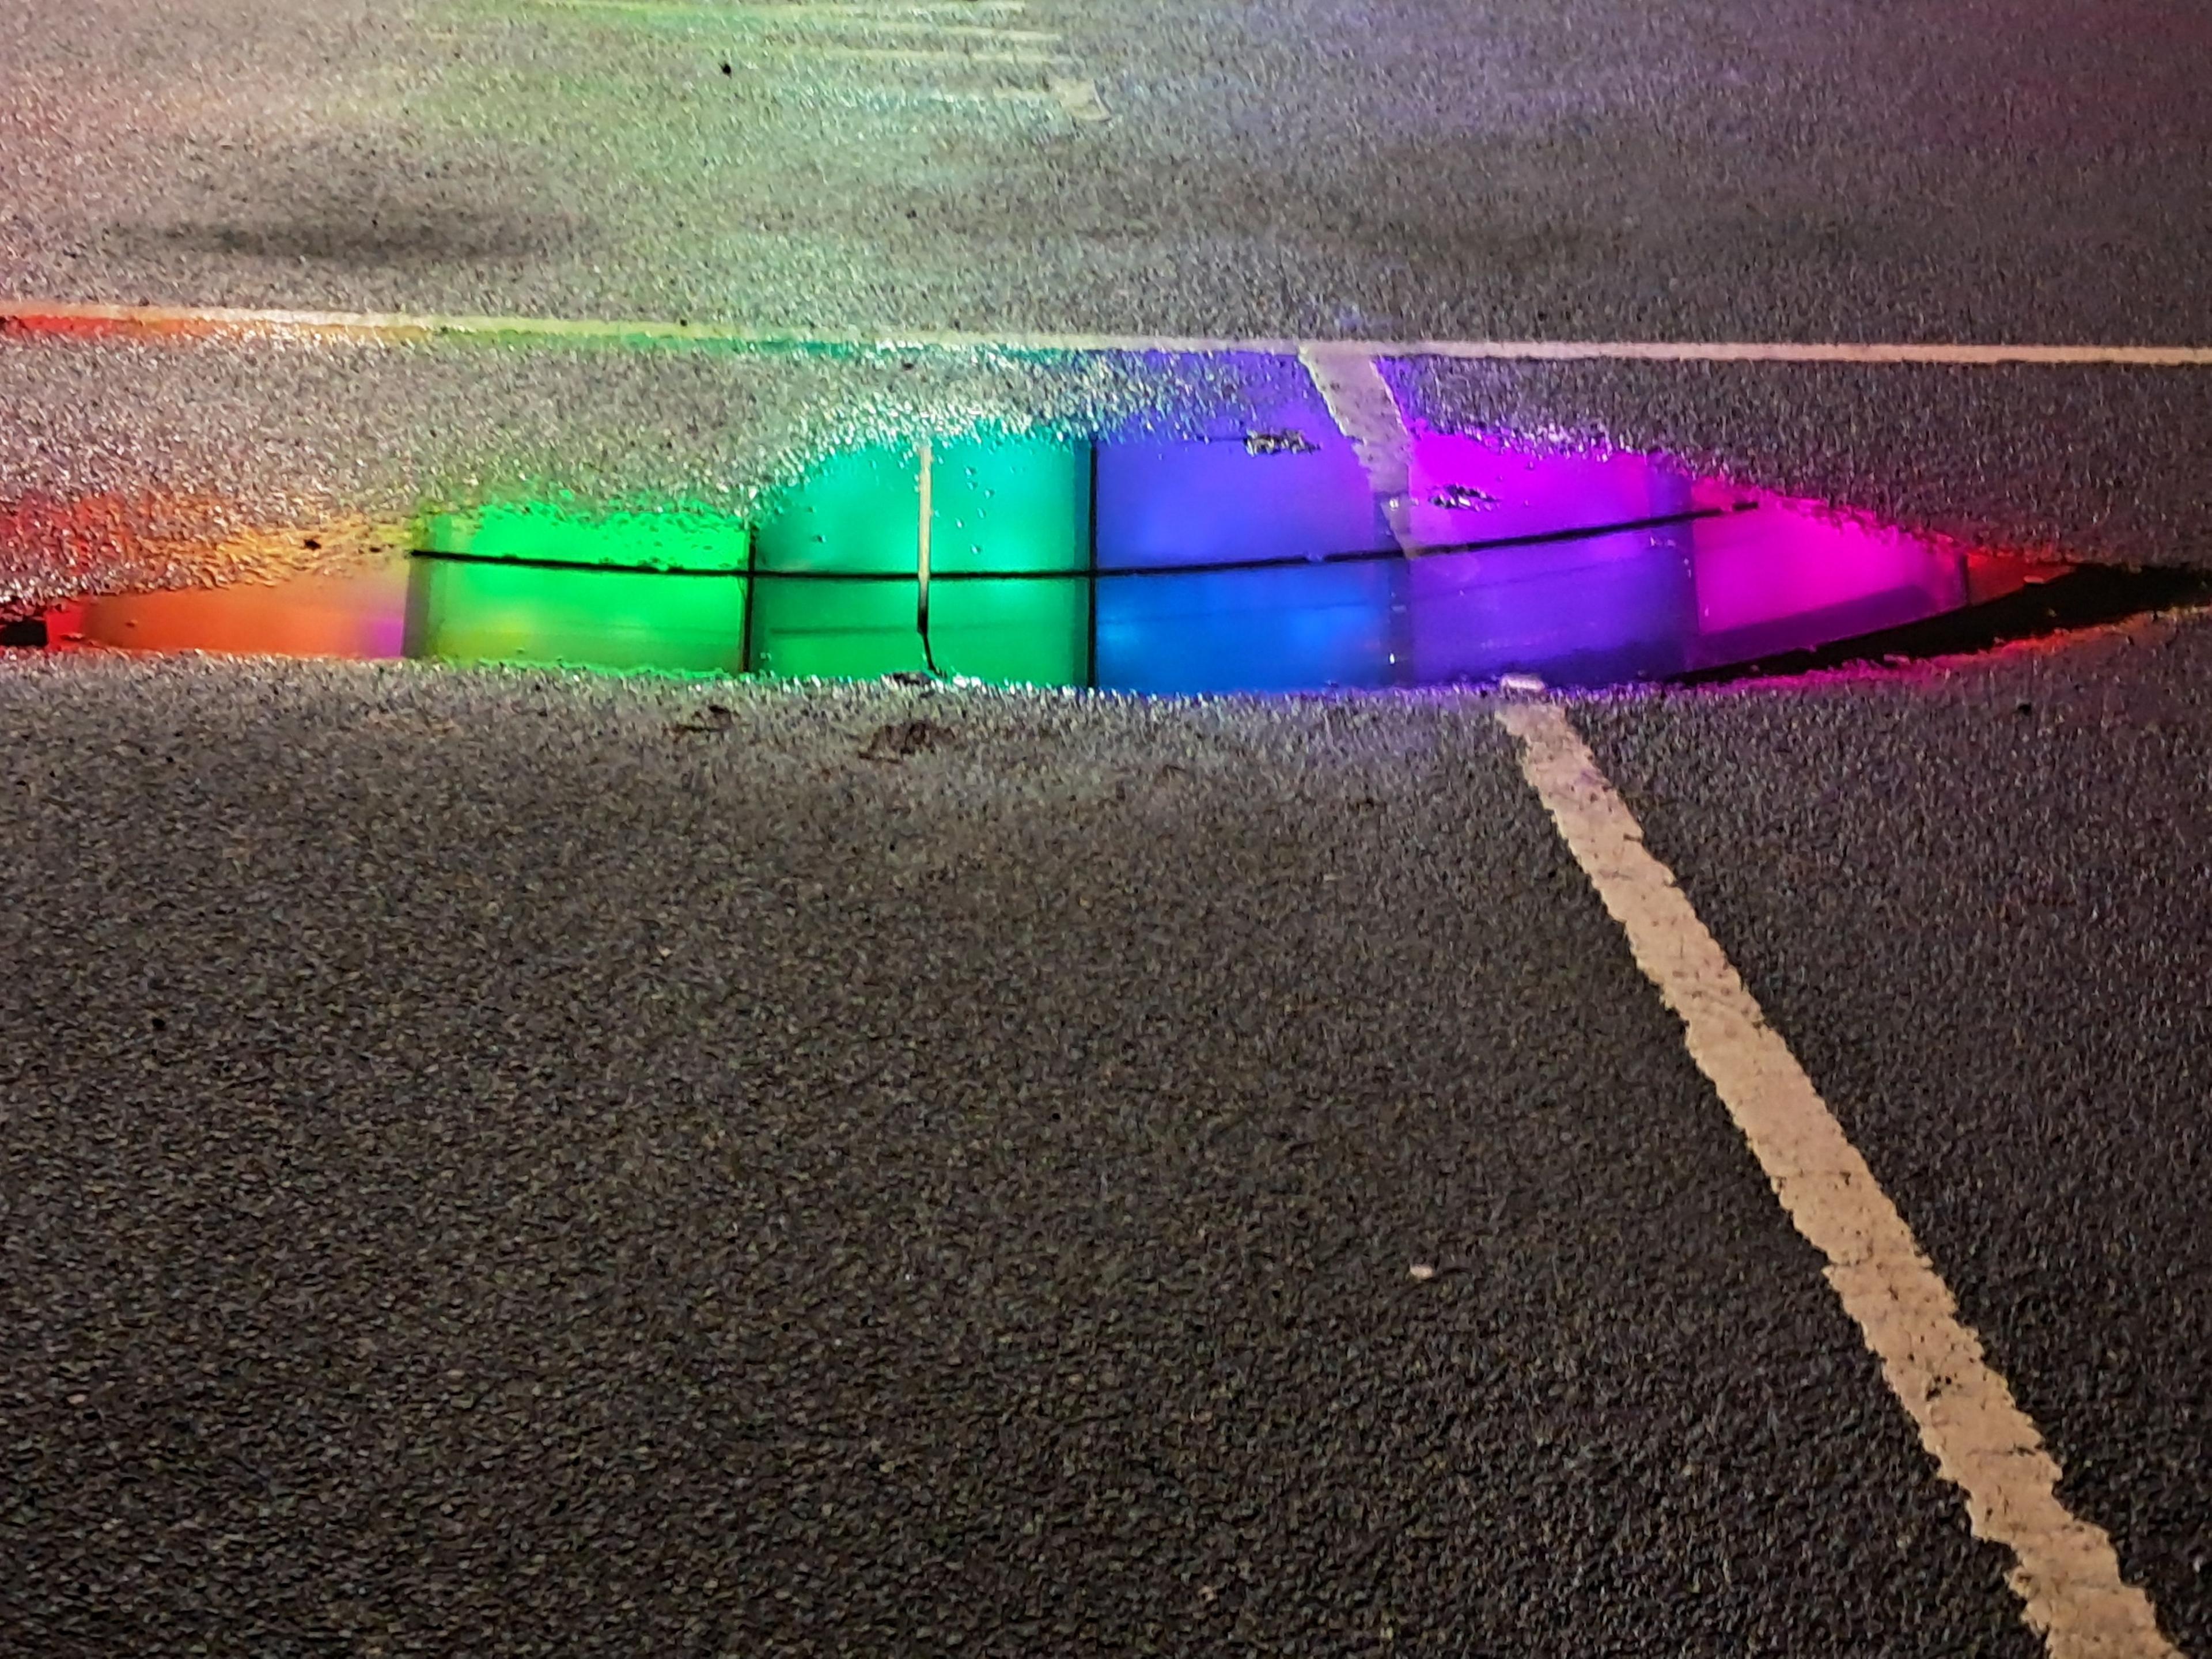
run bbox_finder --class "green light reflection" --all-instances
[407,559,747,675]
[748,434,1090,686]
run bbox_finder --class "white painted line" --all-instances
[7,300,2212,368]
[1405,340,2212,367]
[1494,699,2179,1659]
[937,85,1056,104]
[1300,344,1419,552]
[1046,75,1109,124]
[521,0,1063,49]
[798,20,1060,38]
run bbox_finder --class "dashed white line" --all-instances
[1494,699,2180,1659]
[782,43,1062,65]
[732,20,1065,40]
[527,0,1035,18]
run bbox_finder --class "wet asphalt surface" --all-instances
[0,654,2057,1657]
[7,0,2211,346]
[6,0,2212,1649]
[1580,616,2212,1657]
[6,0,2212,568]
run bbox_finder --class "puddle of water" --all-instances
[19,414,2070,692]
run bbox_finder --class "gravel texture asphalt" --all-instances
[6,0,2211,346]
[1581,611,2212,1657]
[0,651,2066,1658]
[8,0,2212,578]
[6,0,2212,1647]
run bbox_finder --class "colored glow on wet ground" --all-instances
[747,435,1090,684]
[409,560,748,675]
[28,425,2061,690]
[44,563,414,661]
[1095,417,1397,692]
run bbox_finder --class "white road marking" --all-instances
[808,20,1061,38]
[927,85,1063,107]
[1047,75,1109,124]
[1299,343,1420,552]
[1387,340,2212,366]
[1494,699,2180,1659]
[719,19,1063,39]
[6,301,2208,366]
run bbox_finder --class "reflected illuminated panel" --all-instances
[52,562,411,659]
[745,444,923,680]
[417,502,751,572]
[407,559,747,675]
[749,435,1089,686]
[1687,505,1966,668]
[1403,430,1701,684]
[926,434,1090,686]
[406,498,752,672]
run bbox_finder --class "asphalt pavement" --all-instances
[8,0,2212,345]
[1580,616,2212,1657]
[5,0,2212,1650]
[6,0,2212,566]
[0,653,2083,1656]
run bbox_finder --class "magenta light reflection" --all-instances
[1403,429,1699,683]
[1688,501,1968,665]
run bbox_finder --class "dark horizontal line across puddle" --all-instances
[409,502,1750,583]
[12,555,2194,683]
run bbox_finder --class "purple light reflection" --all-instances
[1403,428,1698,683]
[1687,502,1968,668]
[1391,426,2010,685]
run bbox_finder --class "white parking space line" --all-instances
[777,43,1062,65]
[1495,700,2180,1659]
[790,21,1063,39]
[1402,340,2212,366]
[7,302,2210,366]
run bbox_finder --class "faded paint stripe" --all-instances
[777,42,1064,65]
[7,300,2212,366]
[1495,699,2179,1659]
[1047,75,1109,123]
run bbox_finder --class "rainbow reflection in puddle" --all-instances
[25,419,2060,692]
